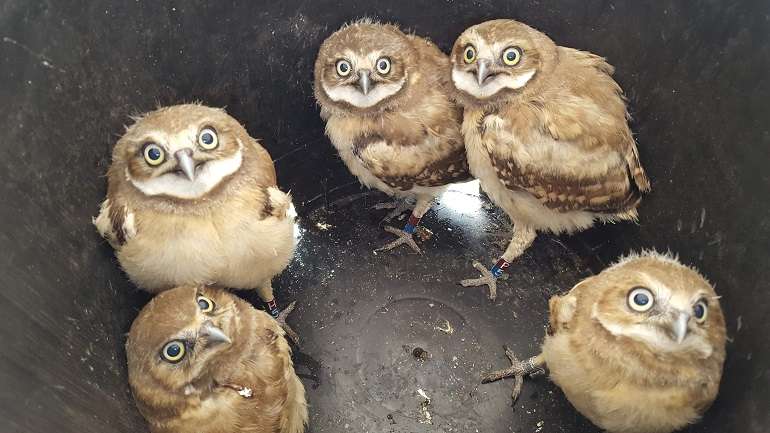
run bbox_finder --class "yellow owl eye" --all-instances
[375,57,391,75]
[196,295,215,313]
[142,143,165,166]
[336,59,352,77]
[693,299,708,323]
[463,45,476,64]
[502,46,522,66]
[197,127,218,150]
[161,340,186,363]
[627,287,655,312]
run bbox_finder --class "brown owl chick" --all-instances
[314,19,471,254]
[127,285,308,433]
[449,20,651,300]
[94,104,298,339]
[482,251,726,433]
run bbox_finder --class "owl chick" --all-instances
[127,286,308,433]
[314,19,471,253]
[450,20,651,300]
[482,251,726,433]
[94,104,298,339]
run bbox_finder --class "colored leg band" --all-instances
[490,258,511,278]
[403,214,421,234]
[267,299,279,317]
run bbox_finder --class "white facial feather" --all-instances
[322,79,405,108]
[452,68,535,99]
[128,141,243,199]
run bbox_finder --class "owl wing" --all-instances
[547,292,578,335]
[93,197,136,248]
[488,50,650,214]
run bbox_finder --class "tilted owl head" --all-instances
[112,104,256,201]
[450,19,558,105]
[314,19,418,113]
[126,286,237,414]
[589,251,726,359]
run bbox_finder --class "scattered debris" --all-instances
[434,319,454,335]
[737,315,743,332]
[535,420,544,432]
[415,226,433,241]
[413,347,430,361]
[417,388,433,424]
[315,221,332,231]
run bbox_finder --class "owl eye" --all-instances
[142,143,165,166]
[627,287,655,312]
[197,295,215,313]
[198,127,218,150]
[463,45,476,64]
[376,57,391,75]
[161,340,186,363]
[336,59,352,77]
[693,299,708,323]
[502,46,522,66]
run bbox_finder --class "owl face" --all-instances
[590,252,726,359]
[314,21,416,112]
[450,20,556,102]
[126,286,236,401]
[115,105,245,200]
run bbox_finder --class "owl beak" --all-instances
[199,321,231,345]
[671,310,691,344]
[476,59,491,86]
[357,69,372,95]
[175,149,196,181]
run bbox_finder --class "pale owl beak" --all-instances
[357,69,371,95]
[671,311,691,344]
[199,320,231,345]
[175,149,196,181]
[476,59,491,86]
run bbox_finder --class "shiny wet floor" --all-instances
[237,181,610,433]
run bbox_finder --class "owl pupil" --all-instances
[507,52,515,60]
[340,63,348,72]
[201,133,213,145]
[634,293,649,306]
[694,304,705,318]
[166,344,181,357]
[379,61,386,69]
[148,148,161,160]
[198,299,209,310]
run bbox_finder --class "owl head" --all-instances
[588,251,726,359]
[110,104,260,201]
[450,19,557,106]
[314,19,419,114]
[126,286,239,415]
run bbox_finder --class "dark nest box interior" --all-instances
[1,1,768,432]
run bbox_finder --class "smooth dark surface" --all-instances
[1,0,768,432]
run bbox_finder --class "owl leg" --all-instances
[460,225,536,300]
[259,284,300,346]
[371,197,415,222]
[374,197,433,254]
[481,346,545,403]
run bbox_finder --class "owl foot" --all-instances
[371,199,413,222]
[481,346,545,403]
[460,261,498,301]
[274,301,300,347]
[374,225,422,254]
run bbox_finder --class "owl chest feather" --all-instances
[118,189,295,292]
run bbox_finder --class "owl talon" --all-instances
[275,301,300,346]
[460,261,498,300]
[371,199,413,222]
[482,346,544,403]
[375,225,422,254]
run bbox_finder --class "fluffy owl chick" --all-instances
[314,19,471,253]
[127,286,308,433]
[94,104,298,337]
[450,20,651,300]
[482,252,726,433]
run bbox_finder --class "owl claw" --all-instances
[375,225,422,254]
[275,301,300,347]
[481,346,544,403]
[371,199,413,222]
[460,261,498,300]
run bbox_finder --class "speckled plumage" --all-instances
[451,19,650,298]
[314,20,471,253]
[93,104,295,306]
[127,286,307,433]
